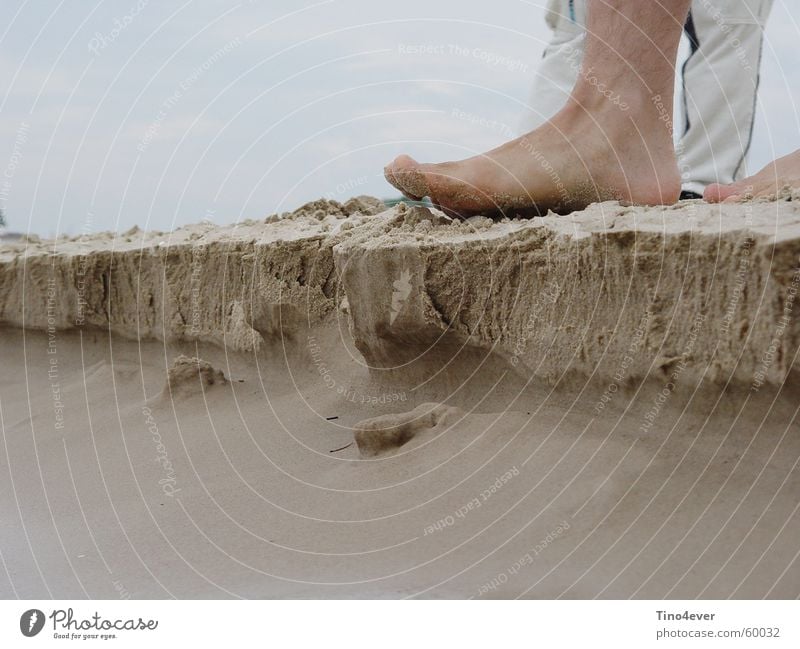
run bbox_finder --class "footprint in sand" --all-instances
[353,402,460,457]
[157,355,227,403]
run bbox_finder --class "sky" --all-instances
[1,0,798,236]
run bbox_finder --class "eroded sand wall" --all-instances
[2,198,799,388]
[336,203,800,389]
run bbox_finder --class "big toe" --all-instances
[384,161,402,191]
[386,155,430,201]
[704,182,741,204]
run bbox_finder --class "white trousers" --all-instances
[521,0,773,195]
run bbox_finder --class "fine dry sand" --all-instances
[0,195,799,598]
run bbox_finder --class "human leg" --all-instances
[384,0,690,216]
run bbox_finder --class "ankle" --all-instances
[566,83,675,138]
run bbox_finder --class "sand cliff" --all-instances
[3,196,798,390]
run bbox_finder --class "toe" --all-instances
[704,182,742,203]
[722,194,743,204]
[391,155,431,202]
[384,162,401,191]
[385,155,427,201]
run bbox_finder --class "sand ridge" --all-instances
[2,195,799,389]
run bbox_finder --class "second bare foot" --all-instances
[704,150,800,203]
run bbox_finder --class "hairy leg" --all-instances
[385,0,690,216]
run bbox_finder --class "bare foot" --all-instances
[704,150,800,203]
[384,100,681,218]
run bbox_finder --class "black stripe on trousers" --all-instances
[681,11,700,137]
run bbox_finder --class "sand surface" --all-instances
[0,196,799,598]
